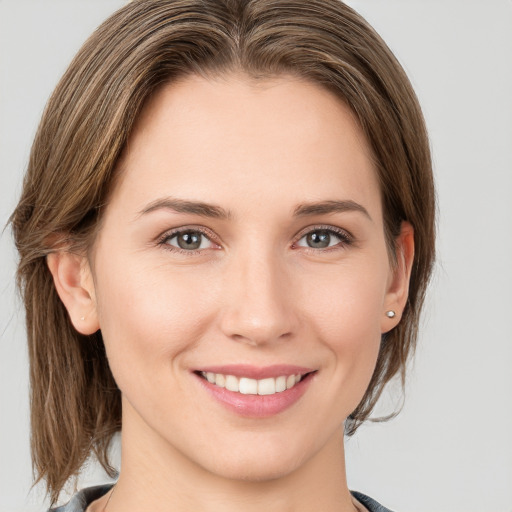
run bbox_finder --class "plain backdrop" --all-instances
[1,1,511,511]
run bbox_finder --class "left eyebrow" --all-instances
[293,200,372,221]
[136,197,232,220]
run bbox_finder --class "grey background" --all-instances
[1,1,511,511]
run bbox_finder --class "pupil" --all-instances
[178,231,201,250]
[307,231,330,248]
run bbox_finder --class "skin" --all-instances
[48,72,414,512]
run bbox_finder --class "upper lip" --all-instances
[194,364,315,380]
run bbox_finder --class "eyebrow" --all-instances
[138,197,233,220]
[137,197,371,221]
[293,199,372,220]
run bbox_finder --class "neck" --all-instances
[108,403,357,512]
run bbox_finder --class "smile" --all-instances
[199,371,304,395]
[194,364,316,417]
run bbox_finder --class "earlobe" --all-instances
[46,251,100,335]
[382,221,415,333]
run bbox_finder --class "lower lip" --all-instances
[194,372,315,418]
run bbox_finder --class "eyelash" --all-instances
[157,225,354,256]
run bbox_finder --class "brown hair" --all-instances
[10,0,435,504]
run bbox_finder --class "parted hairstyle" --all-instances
[10,0,435,504]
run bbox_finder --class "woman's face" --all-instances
[83,73,409,480]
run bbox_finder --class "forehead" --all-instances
[111,72,380,219]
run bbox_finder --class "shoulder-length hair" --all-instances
[10,0,435,504]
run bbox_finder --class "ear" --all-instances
[46,251,100,335]
[381,221,415,333]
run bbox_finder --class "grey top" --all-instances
[50,484,394,512]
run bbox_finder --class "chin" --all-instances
[211,459,301,483]
[200,440,310,483]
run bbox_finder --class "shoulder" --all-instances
[48,484,114,512]
[351,490,396,512]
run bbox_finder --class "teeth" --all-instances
[225,375,239,392]
[239,377,258,395]
[200,372,305,395]
[275,376,286,392]
[258,377,275,395]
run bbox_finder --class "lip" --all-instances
[193,366,316,418]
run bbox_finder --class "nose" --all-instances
[219,249,298,346]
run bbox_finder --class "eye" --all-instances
[294,227,352,250]
[160,228,217,253]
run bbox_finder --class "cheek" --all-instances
[302,259,387,341]
[299,263,387,406]
[93,255,215,389]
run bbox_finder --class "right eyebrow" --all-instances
[136,197,232,220]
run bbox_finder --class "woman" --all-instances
[10,1,435,511]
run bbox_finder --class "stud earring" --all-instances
[80,316,85,321]
[385,310,396,318]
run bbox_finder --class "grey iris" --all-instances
[178,231,202,250]
[307,230,331,248]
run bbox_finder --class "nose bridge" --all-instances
[219,244,296,345]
